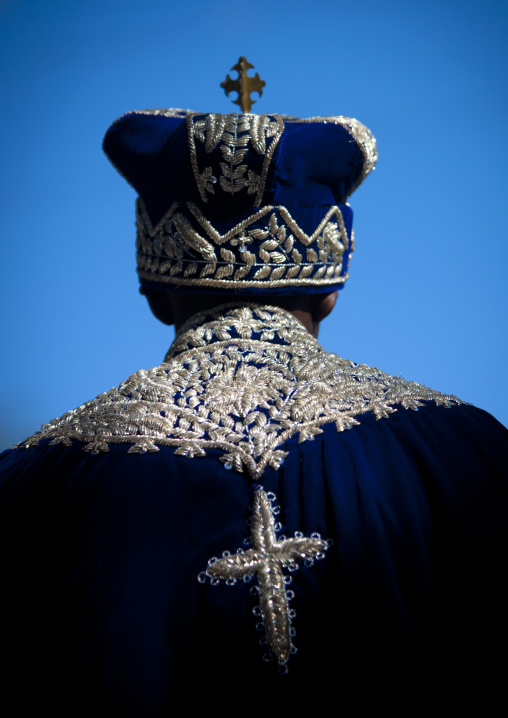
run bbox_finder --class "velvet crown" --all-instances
[103,109,377,294]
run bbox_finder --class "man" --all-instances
[1,108,506,715]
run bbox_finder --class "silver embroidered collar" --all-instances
[19,303,463,479]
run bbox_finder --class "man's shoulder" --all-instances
[10,338,471,480]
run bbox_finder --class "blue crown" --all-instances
[103,109,377,294]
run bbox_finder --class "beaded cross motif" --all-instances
[200,488,329,667]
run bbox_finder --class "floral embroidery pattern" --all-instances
[136,200,352,289]
[19,305,464,480]
[187,113,284,205]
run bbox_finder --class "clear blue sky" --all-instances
[1,0,507,449]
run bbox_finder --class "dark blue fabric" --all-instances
[139,281,343,296]
[270,122,364,209]
[103,113,364,226]
[1,402,507,714]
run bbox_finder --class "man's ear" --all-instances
[307,291,338,338]
[140,287,175,326]
[311,291,338,324]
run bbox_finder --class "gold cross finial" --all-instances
[220,56,265,113]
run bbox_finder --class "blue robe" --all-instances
[1,304,507,715]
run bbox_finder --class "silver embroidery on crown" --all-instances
[187,113,283,205]
[135,199,351,289]
[198,488,329,668]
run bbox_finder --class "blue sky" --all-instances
[1,0,507,449]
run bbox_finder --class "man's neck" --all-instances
[167,294,326,338]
